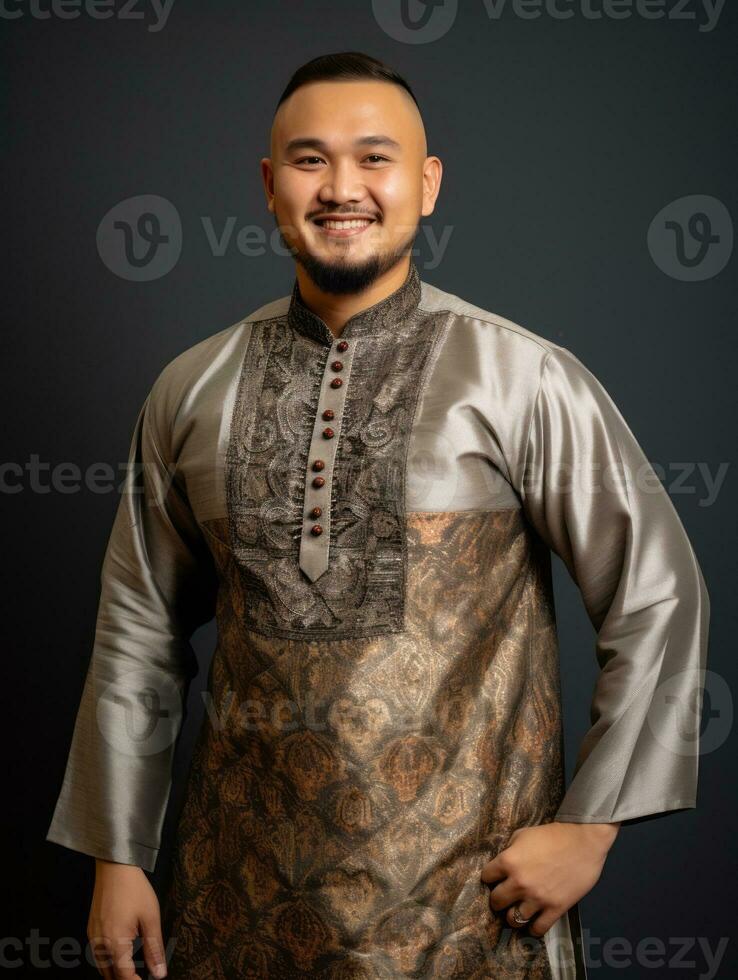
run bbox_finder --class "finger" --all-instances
[107,935,140,980]
[480,853,509,885]
[485,878,523,912]
[526,906,565,938]
[140,914,168,979]
[88,935,116,980]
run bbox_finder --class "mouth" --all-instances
[311,215,377,239]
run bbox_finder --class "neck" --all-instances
[294,257,412,339]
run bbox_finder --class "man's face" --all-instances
[262,79,438,293]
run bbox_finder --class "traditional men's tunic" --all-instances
[46,260,710,979]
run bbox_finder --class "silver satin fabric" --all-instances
[46,269,709,979]
[406,290,709,827]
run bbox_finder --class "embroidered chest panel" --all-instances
[225,307,446,640]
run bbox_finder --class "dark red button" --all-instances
[312,459,325,471]
[312,476,325,488]
[330,378,343,389]
[322,409,335,420]
[337,340,349,352]
[331,360,343,372]
[310,506,322,518]
[310,524,323,536]
[322,428,335,439]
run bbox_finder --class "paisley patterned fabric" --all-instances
[225,262,448,639]
[160,510,563,978]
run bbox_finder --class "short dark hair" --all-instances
[276,51,420,112]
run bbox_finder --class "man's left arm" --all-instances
[481,345,710,934]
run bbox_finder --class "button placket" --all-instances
[299,337,355,581]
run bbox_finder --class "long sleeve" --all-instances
[519,347,710,825]
[45,382,218,870]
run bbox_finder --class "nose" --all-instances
[318,158,366,204]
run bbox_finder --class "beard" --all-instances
[277,219,420,295]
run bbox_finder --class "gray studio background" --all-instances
[6,0,735,976]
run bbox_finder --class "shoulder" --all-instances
[144,292,292,441]
[418,278,567,356]
[149,296,289,417]
[417,278,627,469]
[418,276,596,390]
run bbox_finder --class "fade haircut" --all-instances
[276,51,420,112]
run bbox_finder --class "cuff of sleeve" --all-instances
[45,826,159,872]
[554,797,697,825]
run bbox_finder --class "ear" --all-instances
[421,155,443,217]
[260,158,275,212]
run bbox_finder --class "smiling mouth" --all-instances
[313,216,376,227]
[311,216,378,238]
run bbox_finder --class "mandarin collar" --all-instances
[287,260,422,347]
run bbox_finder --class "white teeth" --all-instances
[318,219,372,230]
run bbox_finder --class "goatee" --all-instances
[278,223,419,295]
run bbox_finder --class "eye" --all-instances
[364,154,390,163]
[294,156,325,166]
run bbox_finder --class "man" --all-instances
[46,51,710,979]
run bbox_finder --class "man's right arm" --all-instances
[46,377,218,870]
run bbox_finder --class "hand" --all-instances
[480,821,620,937]
[87,859,168,979]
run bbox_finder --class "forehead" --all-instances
[272,80,420,153]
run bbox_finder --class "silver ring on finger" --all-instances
[510,904,533,927]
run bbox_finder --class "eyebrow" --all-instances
[284,135,402,154]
